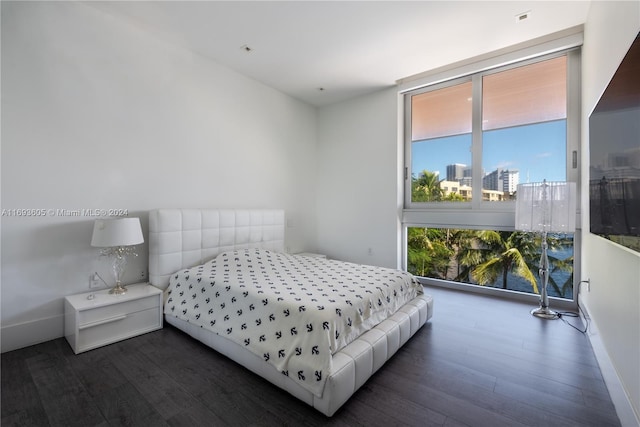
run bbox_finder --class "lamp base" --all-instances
[530,306,559,320]
[109,282,127,295]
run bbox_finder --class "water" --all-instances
[489,246,574,299]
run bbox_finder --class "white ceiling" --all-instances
[87,1,591,107]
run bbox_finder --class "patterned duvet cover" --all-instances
[164,248,422,397]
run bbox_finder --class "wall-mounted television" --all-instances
[589,32,640,252]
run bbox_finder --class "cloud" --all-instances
[495,161,515,169]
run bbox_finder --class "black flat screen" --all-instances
[589,33,640,252]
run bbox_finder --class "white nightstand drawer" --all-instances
[78,295,158,327]
[65,283,163,354]
[76,307,160,352]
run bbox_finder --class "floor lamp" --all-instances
[515,180,576,319]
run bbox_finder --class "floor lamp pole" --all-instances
[531,230,558,319]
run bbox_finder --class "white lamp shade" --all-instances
[91,217,144,247]
[515,181,576,233]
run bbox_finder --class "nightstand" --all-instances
[64,283,163,354]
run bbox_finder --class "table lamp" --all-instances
[91,217,144,295]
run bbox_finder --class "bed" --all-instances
[148,209,433,416]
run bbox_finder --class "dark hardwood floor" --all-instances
[2,286,620,426]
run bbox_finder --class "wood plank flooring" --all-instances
[1,286,621,426]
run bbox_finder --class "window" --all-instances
[407,227,574,299]
[409,80,472,203]
[407,54,573,206]
[481,56,568,200]
[403,46,580,302]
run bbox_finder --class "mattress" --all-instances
[164,248,424,398]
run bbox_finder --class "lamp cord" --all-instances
[557,311,587,333]
[556,280,590,334]
[94,271,110,289]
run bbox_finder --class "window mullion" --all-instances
[471,74,483,208]
[566,49,581,192]
[404,94,412,208]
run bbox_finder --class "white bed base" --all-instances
[148,209,433,416]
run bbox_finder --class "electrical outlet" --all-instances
[89,273,101,289]
[140,270,147,279]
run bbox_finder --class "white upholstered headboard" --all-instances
[148,209,285,289]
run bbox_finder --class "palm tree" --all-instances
[407,226,574,296]
[548,255,574,297]
[443,229,478,281]
[542,236,574,298]
[407,227,452,278]
[464,230,539,292]
[411,170,443,202]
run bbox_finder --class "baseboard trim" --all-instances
[579,296,640,427]
[1,314,64,353]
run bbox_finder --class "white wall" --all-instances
[582,1,640,425]
[1,1,318,352]
[316,88,401,268]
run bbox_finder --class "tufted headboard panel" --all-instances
[148,209,285,289]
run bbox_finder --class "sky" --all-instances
[412,120,567,184]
